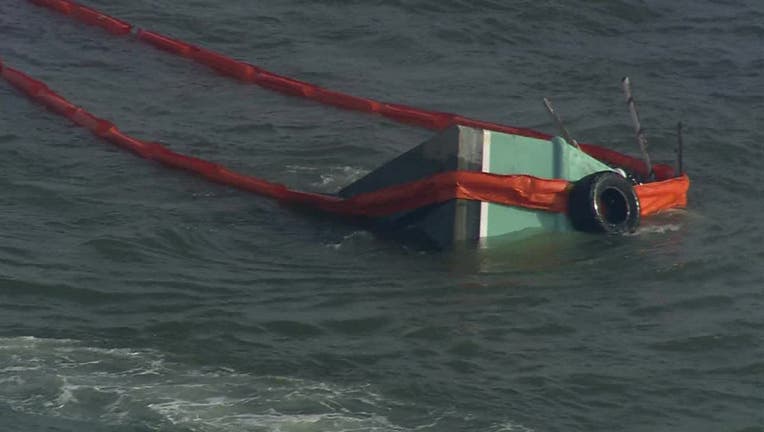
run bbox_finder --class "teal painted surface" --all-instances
[487,135,614,182]
[484,135,615,238]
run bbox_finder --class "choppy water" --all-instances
[1,0,763,431]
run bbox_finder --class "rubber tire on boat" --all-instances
[567,171,640,234]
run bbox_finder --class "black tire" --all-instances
[567,171,641,234]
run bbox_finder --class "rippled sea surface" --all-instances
[1,1,763,431]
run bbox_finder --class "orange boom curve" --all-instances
[4,0,689,221]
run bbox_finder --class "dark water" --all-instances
[1,0,763,431]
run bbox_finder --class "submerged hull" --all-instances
[340,125,622,247]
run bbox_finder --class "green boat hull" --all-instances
[340,125,616,247]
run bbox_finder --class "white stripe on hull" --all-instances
[479,130,491,239]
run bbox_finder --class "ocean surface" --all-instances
[1,0,763,431]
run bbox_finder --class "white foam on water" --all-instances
[0,336,533,431]
[52,377,77,409]
[149,408,400,432]
[0,337,410,431]
[629,223,683,236]
[490,421,536,432]
[316,166,367,189]
[325,231,375,250]
[285,165,368,192]
[627,208,693,237]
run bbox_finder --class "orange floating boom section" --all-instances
[0,60,688,218]
[27,0,680,182]
[9,0,690,217]
[29,0,132,34]
[3,60,620,217]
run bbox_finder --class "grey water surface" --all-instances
[1,0,763,431]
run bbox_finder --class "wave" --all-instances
[0,336,530,432]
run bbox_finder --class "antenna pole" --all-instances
[543,97,581,149]
[621,77,654,180]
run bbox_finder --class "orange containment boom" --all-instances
[9,0,690,219]
[0,61,688,219]
[1,61,607,217]
[27,0,681,179]
[28,0,132,35]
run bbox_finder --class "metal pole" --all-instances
[543,97,580,149]
[621,77,654,180]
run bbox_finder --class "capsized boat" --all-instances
[340,124,682,248]
[0,59,688,248]
[5,0,690,249]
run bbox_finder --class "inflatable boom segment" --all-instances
[27,0,679,181]
[9,0,690,220]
